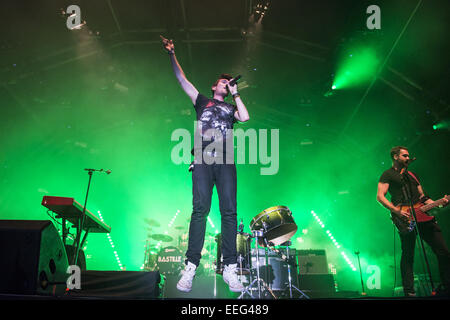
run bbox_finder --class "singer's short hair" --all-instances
[211,73,233,96]
[390,146,408,160]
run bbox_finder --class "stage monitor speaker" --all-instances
[297,249,328,274]
[298,274,336,298]
[0,220,69,295]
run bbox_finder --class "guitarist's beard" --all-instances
[393,160,408,170]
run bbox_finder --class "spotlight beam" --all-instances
[339,0,423,137]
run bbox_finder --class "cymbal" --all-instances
[150,234,173,242]
[144,218,160,227]
[174,226,185,230]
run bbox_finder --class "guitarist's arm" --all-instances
[417,185,435,205]
[377,182,408,219]
[416,185,449,211]
[418,185,449,208]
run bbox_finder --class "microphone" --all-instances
[84,168,112,174]
[238,219,244,233]
[407,157,417,164]
[228,75,241,87]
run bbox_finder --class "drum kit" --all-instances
[143,219,188,276]
[143,205,309,299]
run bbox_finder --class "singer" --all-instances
[161,35,249,293]
[376,146,450,297]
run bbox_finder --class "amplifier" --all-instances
[297,249,328,274]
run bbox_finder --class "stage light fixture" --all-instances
[99,211,123,270]
[311,210,357,271]
[253,1,270,23]
[432,119,450,131]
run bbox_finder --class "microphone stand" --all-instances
[401,165,435,295]
[73,168,107,267]
[355,250,366,296]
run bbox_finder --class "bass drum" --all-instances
[215,232,252,275]
[250,247,298,291]
[250,206,297,247]
[156,246,184,275]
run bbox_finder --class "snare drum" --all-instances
[250,206,297,247]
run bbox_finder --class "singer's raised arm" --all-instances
[160,35,199,105]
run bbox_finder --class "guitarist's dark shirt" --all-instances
[379,168,421,206]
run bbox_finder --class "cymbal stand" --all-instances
[283,242,309,299]
[143,239,153,270]
[239,230,276,299]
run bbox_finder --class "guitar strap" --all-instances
[407,171,420,185]
[407,171,432,203]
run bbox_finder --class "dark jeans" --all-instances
[185,162,237,267]
[399,220,450,295]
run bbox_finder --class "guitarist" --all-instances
[377,146,449,297]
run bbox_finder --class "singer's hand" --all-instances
[227,81,238,95]
[160,35,174,53]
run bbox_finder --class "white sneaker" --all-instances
[223,263,245,292]
[176,262,197,292]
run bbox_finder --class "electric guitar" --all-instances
[391,195,449,233]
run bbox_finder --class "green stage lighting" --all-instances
[433,120,450,131]
[332,47,380,90]
[311,210,357,272]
